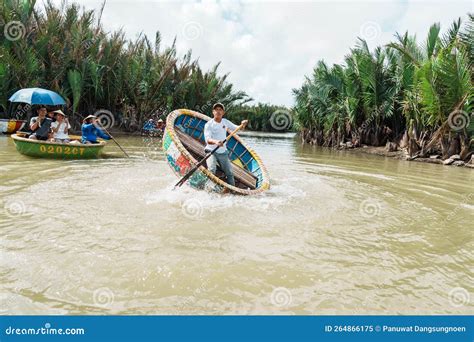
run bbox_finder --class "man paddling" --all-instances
[204,103,248,186]
[81,115,111,144]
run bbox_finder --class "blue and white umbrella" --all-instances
[8,88,66,106]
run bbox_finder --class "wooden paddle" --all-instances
[96,121,130,158]
[174,123,245,188]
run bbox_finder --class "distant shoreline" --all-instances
[342,145,474,169]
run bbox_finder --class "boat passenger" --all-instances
[156,118,165,131]
[47,110,56,121]
[143,119,156,132]
[81,115,111,144]
[29,106,53,140]
[203,102,248,186]
[51,110,71,143]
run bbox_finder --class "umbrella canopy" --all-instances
[8,88,66,106]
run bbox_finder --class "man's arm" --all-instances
[30,118,39,131]
[95,125,111,140]
[51,122,60,133]
[204,122,222,146]
[224,119,238,131]
[224,119,248,134]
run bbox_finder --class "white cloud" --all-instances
[50,0,473,106]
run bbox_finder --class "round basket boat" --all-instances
[162,109,270,195]
[11,134,106,159]
[0,119,26,134]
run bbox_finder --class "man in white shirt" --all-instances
[50,110,71,142]
[29,106,52,140]
[203,103,248,187]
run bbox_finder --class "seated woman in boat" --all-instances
[81,115,111,144]
[29,106,53,141]
[50,110,71,143]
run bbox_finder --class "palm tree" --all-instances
[1,0,252,130]
[389,19,473,157]
[294,15,473,160]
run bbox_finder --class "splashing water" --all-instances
[0,133,472,314]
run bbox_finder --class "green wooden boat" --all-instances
[11,134,106,159]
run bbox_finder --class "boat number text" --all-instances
[39,145,85,155]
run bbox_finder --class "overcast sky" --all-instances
[51,0,473,107]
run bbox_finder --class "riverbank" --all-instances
[340,144,474,169]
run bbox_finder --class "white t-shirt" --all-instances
[51,121,71,139]
[204,118,237,153]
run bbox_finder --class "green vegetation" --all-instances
[226,103,294,132]
[293,15,473,159]
[0,0,252,129]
